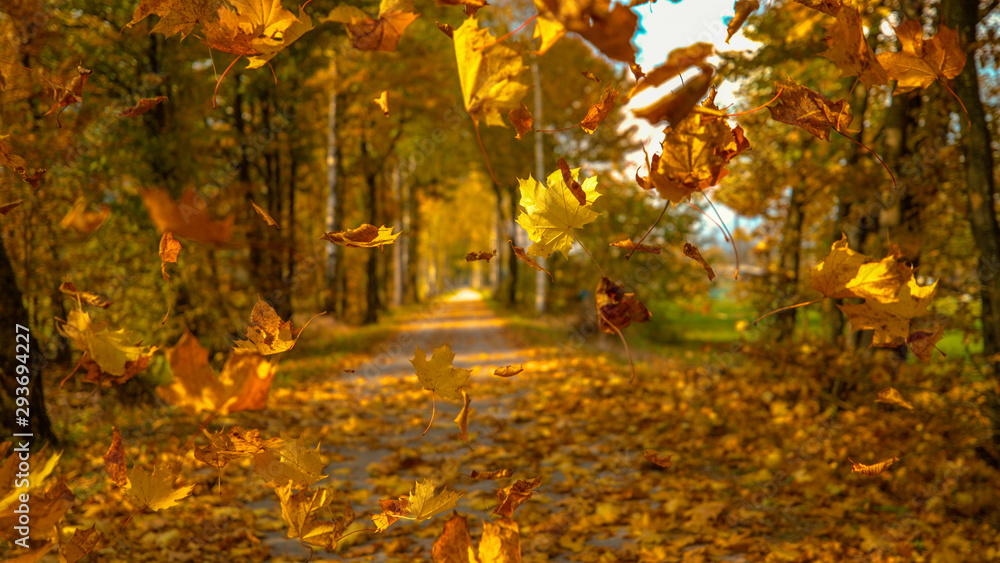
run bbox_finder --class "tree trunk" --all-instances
[392,163,405,306]
[506,187,519,305]
[324,87,340,312]
[0,235,56,445]
[531,56,547,313]
[364,168,381,324]
[775,182,804,340]
[942,0,1000,466]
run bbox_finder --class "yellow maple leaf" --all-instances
[454,18,529,128]
[321,223,401,249]
[57,310,150,377]
[516,167,600,258]
[839,277,937,347]
[818,5,888,88]
[411,345,470,402]
[810,235,913,301]
[877,20,966,94]
[233,298,321,355]
[124,465,193,512]
[405,479,463,522]
[323,0,419,52]
[276,483,353,550]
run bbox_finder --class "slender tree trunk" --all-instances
[407,187,421,303]
[507,187,519,305]
[392,163,404,306]
[531,57,547,313]
[942,0,1000,466]
[364,168,381,324]
[775,183,804,340]
[324,87,340,312]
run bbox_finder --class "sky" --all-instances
[624,0,763,245]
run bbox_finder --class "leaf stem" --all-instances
[626,202,668,260]
[572,234,606,278]
[701,192,740,279]
[726,88,783,118]
[834,129,896,191]
[473,119,501,185]
[213,55,244,110]
[422,392,436,436]
[476,15,537,51]
[596,309,637,384]
[752,297,824,326]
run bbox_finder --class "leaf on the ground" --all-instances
[875,387,914,410]
[104,426,128,488]
[632,68,713,126]
[877,20,966,93]
[59,282,113,309]
[557,156,587,206]
[766,79,856,141]
[850,456,899,476]
[794,0,842,15]
[464,250,497,262]
[610,239,662,254]
[123,465,193,512]
[436,0,486,16]
[432,512,475,563]
[509,241,553,282]
[120,96,167,117]
[45,66,92,117]
[408,479,463,522]
[455,390,471,443]
[819,6,888,88]
[516,166,600,258]
[726,0,759,43]
[0,200,23,215]
[372,90,390,117]
[454,17,529,127]
[907,324,944,363]
[492,477,540,518]
[160,329,276,413]
[508,103,533,139]
[579,85,618,134]
[233,298,302,355]
[251,199,281,229]
[140,187,235,245]
[596,276,651,334]
[60,197,110,234]
[683,242,715,281]
[59,525,102,563]
[57,309,152,379]
[324,0,418,52]
[321,224,400,249]
[493,364,523,377]
[643,449,673,467]
[276,483,353,550]
[411,345,471,402]
[478,516,521,563]
[470,468,514,479]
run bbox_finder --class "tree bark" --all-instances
[531,56,547,314]
[775,182,804,340]
[324,86,340,312]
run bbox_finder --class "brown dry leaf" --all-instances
[59,525,103,563]
[850,456,899,476]
[0,479,74,542]
[493,364,523,377]
[159,232,181,282]
[877,20,966,93]
[250,198,280,229]
[372,90,390,117]
[819,6,888,88]
[437,21,454,38]
[140,187,235,245]
[609,239,662,254]
[233,298,306,355]
[682,242,715,281]
[557,156,587,206]
[907,324,945,363]
[436,0,487,16]
[275,483,353,550]
[581,70,600,82]
[534,0,638,69]
[128,0,219,38]
[0,136,46,190]
[80,354,151,387]
[492,477,540,518]
[632,68,713,126]
[596,276,651,333]
[160,329,277,414]
[0,200,23,215]
[470,468,514,479]
[60,197,110,234]
[59,282,113,309]
[629,42,714,98]
[726,0,759,44]
[454,18,529,128]
[579,85,618,134]
[464,250,497,262]
[478,517,521,563]
[372,497,410,533]
[508,103,533,139]
[766,79,856,141]
[875,387,914,410]
[643,449,673,467]
[324,1,419,52]
[794,0,842,15]
[45,66,92,119]
[432,511,476,563]
[120,96,167,117]
[509,241,553,282]
[104,426,128,488]
[321,223,401,249]
[455,390,471,443]
[201,0,313,69]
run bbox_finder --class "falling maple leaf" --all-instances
[0,200,23,215]
[431,512,475,562]
[454,18,529,128]
[875,387,915,410]
[632,68,714,126]
[479,517,521,563]
[470,468,514,479]
[642,449,673,467]
[122,465,194,512]
[683,242,716,281]
[321,223,401,249]
[557,156,587,206]
[492,477,540,518]
[436,0,487,16]
[374,480,462,532]
[877,20,966,94]
[372,497,410,533]
[838,278,936,347]
[45,66,91,123]
[581,70,600,82]
[464,249,497,262]
[516,167,600,258]
[609,239,662,254]
[579,85,618,134]
[508,103,533,139]
[254,434,328,487]
[372,90,390,117]
[250,198,280,229]
[794,0,842,15]
[493,364,523,377]
[60,197,110,234]
[324,0,418,52]
[411,344,471,402]
[57,309,153,380]
[907,324,945,363]
[60,525,102,563]
[819,6,888,88]
[128,0,219,38]
[533,0,638,70]
[436,21,454,38]
[233,298,317,355]
[726,0,759,44]
[455,390,471,443]
[509,241,553,282]
[596,276,651,333]
[0,136,46,190]
[120,96,168,117]
[850,456,899,476]
[104,426,128,488]
[628,42,714,99]
[140,187,235,245]
[59,281,113,309]
[159,232,182,323]
[766,79,857,141]
[275,484,353,550]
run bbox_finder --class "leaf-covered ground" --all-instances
[28,291,1000,562]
